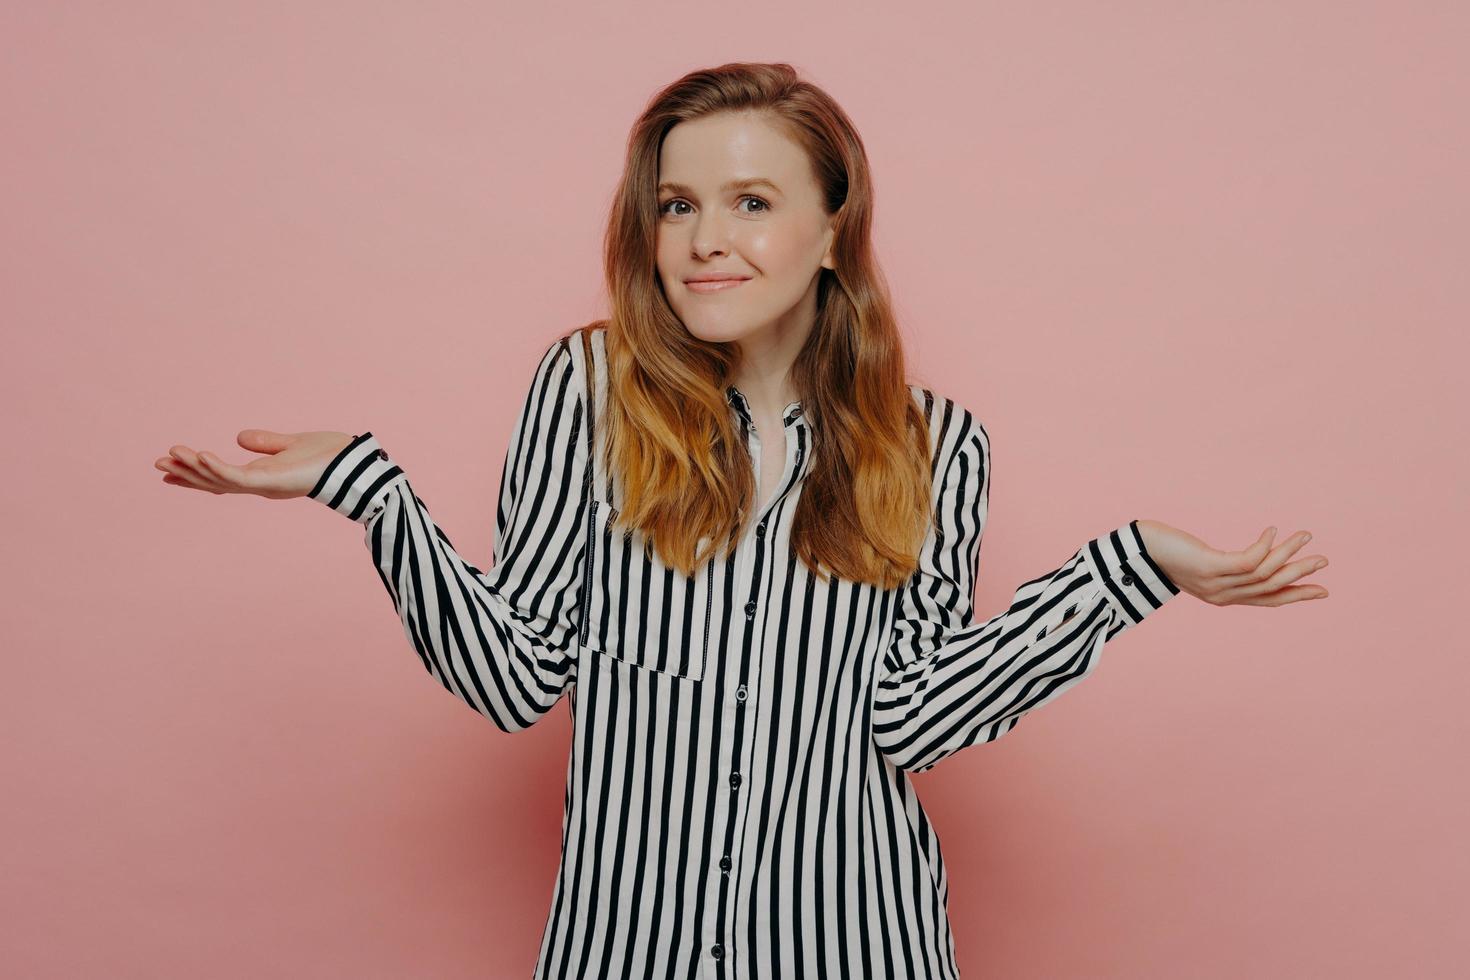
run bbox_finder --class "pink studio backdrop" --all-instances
[4,3,1464,978]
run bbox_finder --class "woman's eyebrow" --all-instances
[657,177,782,196]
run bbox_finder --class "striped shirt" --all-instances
[309,324,1179,979]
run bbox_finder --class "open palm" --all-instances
[1137,519,1329,607]
[154,429,354,500]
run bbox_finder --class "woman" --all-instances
[157,63,1328,979]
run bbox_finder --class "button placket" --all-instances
[706,394,802,974]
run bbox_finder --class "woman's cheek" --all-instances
[744,227,803,273]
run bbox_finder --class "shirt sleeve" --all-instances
[307,336,590,733]
[871,415,1179,772]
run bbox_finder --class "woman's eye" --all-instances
[658,195,769,217]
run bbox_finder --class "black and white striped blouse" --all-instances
[309,324,1178,979]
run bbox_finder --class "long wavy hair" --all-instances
[570,61,934,590]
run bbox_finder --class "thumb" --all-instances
[235,429,296,455]
[1228,526,1275,574]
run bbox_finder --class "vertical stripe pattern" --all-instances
[309,325,1179,978]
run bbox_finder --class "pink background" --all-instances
[4,2,1465,977]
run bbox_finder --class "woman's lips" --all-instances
[686,278,749,294]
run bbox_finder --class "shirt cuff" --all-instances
[307,431,409,524]
[1079,519,1180,630]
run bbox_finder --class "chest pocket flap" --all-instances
[578,499,711,682]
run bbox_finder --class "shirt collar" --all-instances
[725,384,806,429]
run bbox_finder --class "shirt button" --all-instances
[375,449,388,461]
[744,600,756,618]
[711,943,724,960]
[719,855,732,871]
[735,684,748,702]
[729,772,741,789]
[756,521,766,538]
[1121,573,1134,586]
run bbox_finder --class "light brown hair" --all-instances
[570,61,934,590]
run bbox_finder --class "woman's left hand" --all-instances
[1135,520,1329,607]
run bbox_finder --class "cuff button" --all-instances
[1121,573,1134,586]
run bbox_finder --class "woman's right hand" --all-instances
[154,429,356,500]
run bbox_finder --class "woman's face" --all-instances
[655,111,836,348]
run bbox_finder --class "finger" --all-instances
[172,446,238,490]
[157,457,225,493]
[158,455,219,490]
[168,446,220,486]
[1231,583,1330,607]
[195,449,260,491]
[1216,554,1327,604]
[161,471,221,494]
[1257,553,1327,593]
[1219,530,1315,586]
[1212,526,1275,576]
[1266,531,1315,569]
[237,429,295,455]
